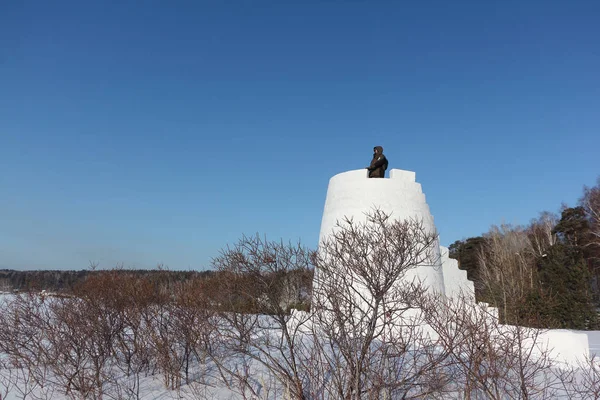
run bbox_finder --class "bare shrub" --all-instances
[0,293,55,399]
[423,292,565,399]
[42,271,145,398]
[0,359,16,400]
[107,274,158,399]
[168,278,215,387]
[571,355,600,399]
[209,210,452,400]
[310,210,448,400]
[210,234,314,399]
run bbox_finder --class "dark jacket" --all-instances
[368,146,388,178]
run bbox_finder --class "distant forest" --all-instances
[0,269,215,294]
[449,176,600,330]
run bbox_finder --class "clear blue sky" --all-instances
[1,1,598,270]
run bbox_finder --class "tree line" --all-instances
[0,269,219,294]
[449,177,600,330]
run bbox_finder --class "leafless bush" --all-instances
[423,291,571,399]
[44,297,104,398]
[209,234,314,399]
[142,278,216,390]
[0,293,55,399]
[208,210,453,400]
[0,359,15,400]
[106,274,157,399]
[310,210,448,400]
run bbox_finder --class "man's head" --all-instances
[373,146,383,154]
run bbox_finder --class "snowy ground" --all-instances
[2,339,599,400]
[1,373,241,400]
[1,293,600,400]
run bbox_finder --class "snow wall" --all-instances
[317,168,445,294]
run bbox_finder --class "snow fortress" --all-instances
[318,168,471,298]
[315,168,590,366]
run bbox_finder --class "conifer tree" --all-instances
[536,242,597,329]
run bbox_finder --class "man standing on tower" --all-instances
[367,146,388,178]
